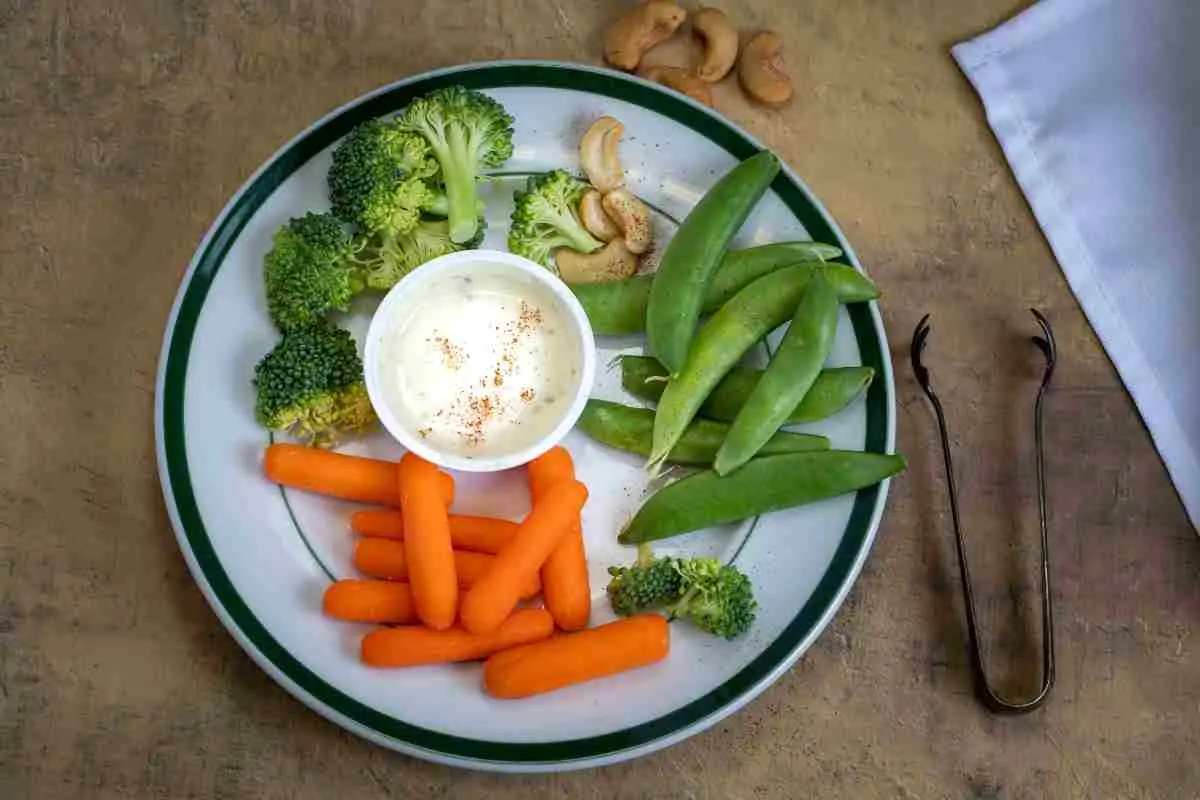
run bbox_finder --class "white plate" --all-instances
[153,61,897,772]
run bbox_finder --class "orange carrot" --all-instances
[353,538,542,599]
[528,447,591,631]
[460,480,588,634]
[482,614,670,699]
[264,444,453,506]
[350,509,518,553]
[398,453,457,630]
[322,579,418,624]
[361,609,554,668]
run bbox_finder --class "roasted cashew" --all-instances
[601,189,653,255]
[555,238,638,284]
[738,31,793,107]
[579,116,625,194]
[691,8,738,83]
[639,65,714,107]
[579,190,621,242]
[603,1,687,72]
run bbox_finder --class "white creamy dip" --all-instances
[373,261,583,460]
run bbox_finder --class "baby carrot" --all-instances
[460,481,589,635]
[483,614,670,699]
[361,609,555,668]
[353,538,541,599]
[322,579,419,624]
[397,453,457,630]
[528,448,591,631]
[350,510,518,553]
[264,444,453,506]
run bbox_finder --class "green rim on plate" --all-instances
[155,61,895,769]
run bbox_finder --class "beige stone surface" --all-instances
[2,0,1197,797]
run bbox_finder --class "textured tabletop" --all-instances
[2,1,1197,797]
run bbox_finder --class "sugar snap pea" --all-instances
[714,269,839,475]
[569,275,654,336]
[703,242,843,313]
[579,399,828,466]
[646,151,781,373]
[620,356,874,425]
[570,256,874,337]
[647,266,815,474]
[618,451,907,544]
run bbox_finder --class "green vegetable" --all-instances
[579,399,828,465]
[568,273,654,336]
[591,399,829,463]
[606,544,683,616]
[702,241,843,312]
[327,118,439,235]
[398,86,514,244]
[668,557,757,640]
[606,545,757,639]
[424,193,485,218]
[507,170,601,269]
[253,320,377,447]
[570,251,873,337]
[646,150,781,373]
[355,217,485,289]
[262,212,364,332]
[619,451,907,544]
[714,269,839,475]
[620,356,874,425]
[647,265,816,474]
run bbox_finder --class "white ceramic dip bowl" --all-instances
[364,249,596,473]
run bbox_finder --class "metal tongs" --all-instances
[910,309,1057,714]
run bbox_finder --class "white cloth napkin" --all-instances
[952,0,1200,530]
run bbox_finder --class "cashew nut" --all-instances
[639,65,714,108]
[601,189,653,255]
[604,0,681,71]
[738,31,793,107]
[603,1,687,72]
[691,8,738,83]
[579,190,621,242]
[579,116,625,193]
[555,239,638,284]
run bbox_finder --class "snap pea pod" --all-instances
[618,451,907,544]
[620,356,874,425]
[646,151,781,373]
[569,274,653,336]
[703,242,843,313]
[715,269,839,475]
[570,256,874,337]
[647,266,814,473]
[579,399,828,466]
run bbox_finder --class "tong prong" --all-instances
[910,310,1056,715]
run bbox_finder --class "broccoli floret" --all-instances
[358,175,437,240]
[252,320,376,447]
[263,212,364,332]
[507,170,602,269]
[606,544,684,616]
[398,86,514,245]
[328,119,439,236]
[667,558,757,641]
[606,547,757,640]
[354,216,486,290]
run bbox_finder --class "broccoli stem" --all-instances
[443,126,480,244]
[556,211,602,253]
